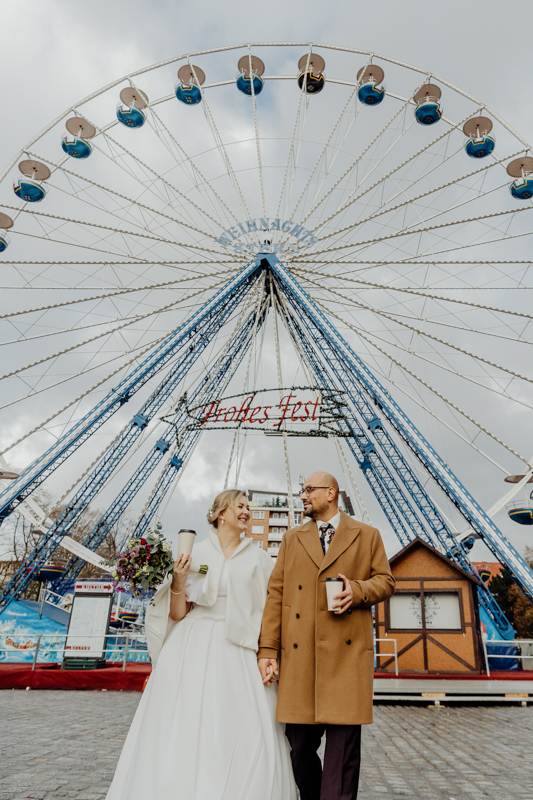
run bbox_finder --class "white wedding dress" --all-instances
[106,561,297,800]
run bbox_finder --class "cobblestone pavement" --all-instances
[0,691,531,799]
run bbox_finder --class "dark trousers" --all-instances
[285,723,361,800]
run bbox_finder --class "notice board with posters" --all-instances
[64,580,114,659]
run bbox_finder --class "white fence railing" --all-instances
[482,638,533,677]
[0,632,148,672]
[374,638,398,676]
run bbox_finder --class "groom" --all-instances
[258,471,395,800]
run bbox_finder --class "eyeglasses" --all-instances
[300,486,330,496]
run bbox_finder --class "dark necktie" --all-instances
[319,522,335,555]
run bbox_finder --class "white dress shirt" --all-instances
[314,510,341,553]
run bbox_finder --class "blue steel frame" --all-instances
[1,252,531,639]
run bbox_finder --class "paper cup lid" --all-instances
[325,577,343,581]
[178,529,196,535]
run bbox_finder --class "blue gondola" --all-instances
[236,55,265,97]
[508,506,533,525]
[236,73,264,96]
[35,564,67,582]
[61,135,93,159]
[0,234,9,252]
[510,177,533,200]
[465,136,495,158]
[116,104,146,128]
[175,64,206,106]
[175,82,202,105]
[357,65,385,106]
[13,179,47,202]
[358,82,385,106]
[507,157,533,200]
[414,84,442,125]
[415,102,442,125]
[463,117,495,159]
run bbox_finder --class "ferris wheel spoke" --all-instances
[300,88,421,227]
[3,203,224,259]
[307,101,474,235]
[351,323,529,465]
[300,204,533,261]
[292,266,533,320]
[309,290,533,440]
[142,106,240,227]
[0,270,230,321]
[27,149,222,246]
[317,149,519,248]
[288,56,372,222]
[349,330,522,472]
[0,280,225,383]
[293,270,533,348]
[99,130,229,231]
[275,58,313,219]
[197,78,254,224]
[298,273,533,390]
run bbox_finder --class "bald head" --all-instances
[301,471,339,521]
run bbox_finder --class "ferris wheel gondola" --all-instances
[175,65,205,105]
[116,87,149,127]
[297,53,325,94]
[13,159,50,202]
[507,156,533,199]
[413,83,442,124]
[61,117,96,158]
[357,64,385,105]
[463,116,495,158]
[0,211,13,252]
[236,55,265,96]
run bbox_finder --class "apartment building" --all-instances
[245,488,354,560]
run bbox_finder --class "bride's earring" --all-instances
[219,518,224,526]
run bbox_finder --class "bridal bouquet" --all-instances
[107,524,174,597]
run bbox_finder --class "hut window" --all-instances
[389,592,461,630]
[424,593,461,629]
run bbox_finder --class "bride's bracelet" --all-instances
[170,588,185,596]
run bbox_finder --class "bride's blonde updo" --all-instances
[207,489,247,529]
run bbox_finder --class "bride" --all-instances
[106,489,296,800]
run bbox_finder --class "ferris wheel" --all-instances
[1,42,533,634]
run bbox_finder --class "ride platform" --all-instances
[1,663,532,699]
[374,671,533,705]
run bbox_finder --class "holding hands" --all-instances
[258,657,278,686]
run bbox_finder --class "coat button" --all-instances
[296,613,300,619]
[293,643,298,649]
[298,585,302,590]
[347,608,352,615]
[346,639,352,645]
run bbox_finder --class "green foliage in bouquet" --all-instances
[106,522,174,596]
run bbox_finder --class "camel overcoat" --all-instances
[258,512,395,725]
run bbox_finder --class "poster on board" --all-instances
[64,581,113,659]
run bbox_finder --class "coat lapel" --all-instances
[318,511,361,575]
[297,520,324,568]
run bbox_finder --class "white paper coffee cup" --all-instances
[325,578,344,611]
[177,529,196,558]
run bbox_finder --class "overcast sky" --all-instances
[1,0,533,560]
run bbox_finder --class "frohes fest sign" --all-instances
[215,218,317,255]
[175,387,348,438]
